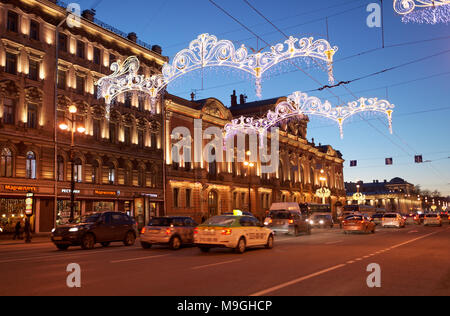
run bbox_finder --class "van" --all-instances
[264,203,311,236]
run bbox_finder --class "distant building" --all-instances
[345,178,422,214]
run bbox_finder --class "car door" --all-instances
[184,218,196,243]
[238,217,252,246]
[112,213,129,241]
[250,217,267,246]
[95,213,114,242]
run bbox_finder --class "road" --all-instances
[0,224,449,296]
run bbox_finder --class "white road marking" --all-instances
[250,231,441,296]
[191,259,242,270]
[110,254,170,264]
[325,241,343,245]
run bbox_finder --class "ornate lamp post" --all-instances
[244,151,255,213]
[317,169,330,205]
[59,105,85,223]
[353,184,366,205]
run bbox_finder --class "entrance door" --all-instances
[208,191,218,217]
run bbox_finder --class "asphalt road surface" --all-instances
[1,224,449,296]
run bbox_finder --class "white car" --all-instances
[382,213,406,228]
[423,214,442,227]
[194,213,274,254]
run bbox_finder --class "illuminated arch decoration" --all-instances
[224,91,395,139]
[96,33,338,117]
[394,0,450,24]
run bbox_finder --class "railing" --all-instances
[55,1,153,51]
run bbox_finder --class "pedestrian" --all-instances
[201,215,206,223]
[24,217,32,243]
[13,220,21,240]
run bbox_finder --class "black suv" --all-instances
[51,212,137,250]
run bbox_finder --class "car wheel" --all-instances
[81,233,95,250]
[56,244,69,251]
[235,237,246,254]
[169,236,181,250]
[141,242,152,249]
[101,242,110,247]
[123,231,136,246]
[265,235,274,249]
[199,247,210,253]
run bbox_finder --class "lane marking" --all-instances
[325,241,343,245]
[191,259,242,270]
[111,254,170,264]
[250,231,441,296]
[250,264,346,297]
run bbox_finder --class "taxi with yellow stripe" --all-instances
[194,211,274,254]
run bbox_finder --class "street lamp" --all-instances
[318,169,329,205]
[244,151,255,213]
[59,105,85,223]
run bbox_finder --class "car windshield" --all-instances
[269,211,291,219]
[345,215,363,221]
[78,214,101,223]
[372,214,384,218]
[203,216,236,227]
[426,214,438,218]
[313,215,330,220]
[148,218,173,226]
[384,214,397,218]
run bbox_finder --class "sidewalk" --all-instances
[0,234,51,246]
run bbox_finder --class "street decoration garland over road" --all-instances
[394,0,450,24]
[223,91,395,139]
[96,33,338,118]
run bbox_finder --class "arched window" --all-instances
[208,148,217,176]
[91,160,99,184]
[124,165,132,186]
[57,155,65,181]
[138,167,145,187]
[0,148,13,177]
[108,163,116,185]
[26,151,36,179]
[73,158,82,183]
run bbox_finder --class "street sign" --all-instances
[25,192,34,216]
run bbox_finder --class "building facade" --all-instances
[164,92,347,223]
[345,178,422,214]
[0,0,166,233]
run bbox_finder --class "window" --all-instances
[27,104,38,129]
[58,33,68,52]
[3,98,15,125]
[124,94,132,108]
[186,189,192,208]
[208,148,217,176]
[30,20,39,40]
[76,41,85,59]
[173,188,180,208]
[0,148,13,177]
[108,164,115,184]
[5,53,17,75]
[7,11,19,33]
[57,156,64,181]
[26,151,36,179]
[124,167,132,186]
[93,119,101,141]
[73,158,82,183]
[151,133,157,148]
[109,54,116,66]
[28,59,39,81]
[76,75,85,94]
[138,168,145,187]
[124,126,131,146]
[92,160,99,184]
[109,123,116,144]
[138,129,144,148]
[57,70,66,90]
[233,192,238,209]
[93,47,101,65]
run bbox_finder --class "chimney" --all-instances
[127,32,137,43]
[231,90,237,107]
[152,45,162,55]
[190,92,195,101]
[82,9,96,22]
[240,94,247,105]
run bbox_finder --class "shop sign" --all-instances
[61,189,81,194]
[142,193,158,198]
[25,192,34,216]
[4,185,38,192]
[94,190,118,196]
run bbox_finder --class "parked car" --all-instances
[194,214,274,254]
[51,212,137,250]
[264,203,310,236]
[382,213,406,228]
[140,216,198,250]
[309,214,334,229]
[342,215,376,234]
[423,214,442,227]
[371,213,384,226]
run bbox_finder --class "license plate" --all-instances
[53,237,63,241]
[201,238,217,243]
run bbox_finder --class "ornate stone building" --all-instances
[0,0,166,233]
[165,91,346,223]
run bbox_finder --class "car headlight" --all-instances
[69,227,80,232]
[310,221,314,225]
[320,220,324,225]
[51,228,56,233]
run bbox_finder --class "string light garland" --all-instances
[224,91,395,139]
[394,0,450,24]
[96,33,338,116]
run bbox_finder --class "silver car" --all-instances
[140,217,198,250]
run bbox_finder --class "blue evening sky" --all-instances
[79,0,450,195]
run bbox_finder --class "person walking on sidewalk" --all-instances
[13,220,22,240]
[24,217,32,243]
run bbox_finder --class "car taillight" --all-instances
[194,228,199,234]
[141,227,146,234]
[289,219,294,224]
[165,228,172,235]
[221,229,232,235]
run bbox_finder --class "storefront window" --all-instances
[0,199,28,234]
[56,200,81,225]
[93,201,114,213]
